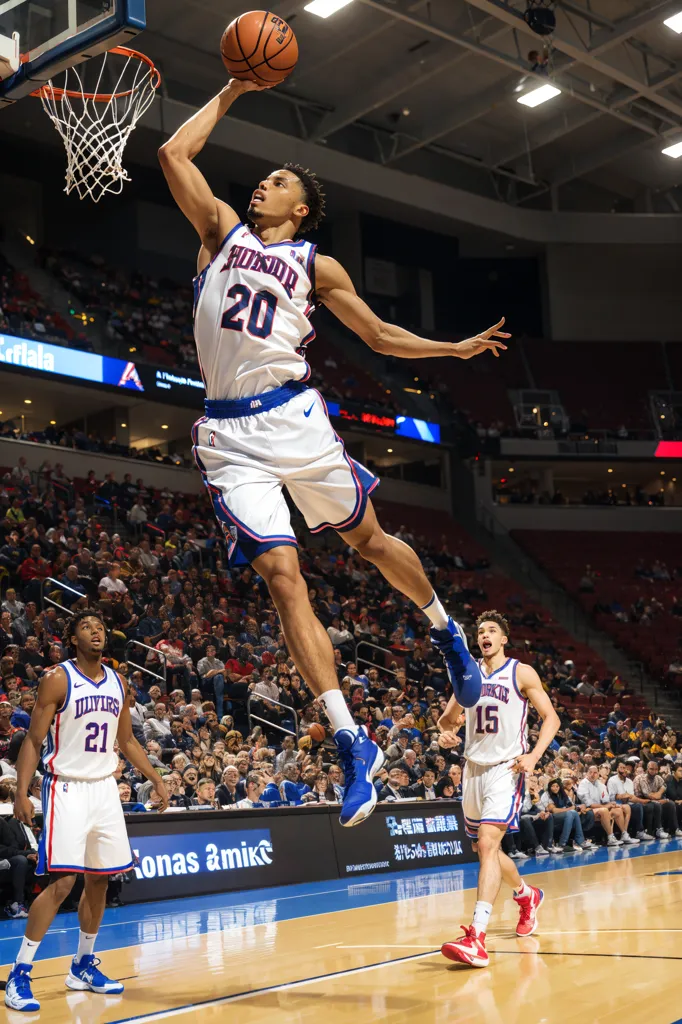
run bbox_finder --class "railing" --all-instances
[40,576,90,616]
[125,639,167,694]
[247,692,299,740]
[356,640,421,687]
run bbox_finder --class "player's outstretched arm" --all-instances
[116,680,169,811]
[158,80,266,257]
[316,255,510,360]
[14,667,67,824]
[511,665,561,774]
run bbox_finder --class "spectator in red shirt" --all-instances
[225,646,255,681]
[18,545,50,584]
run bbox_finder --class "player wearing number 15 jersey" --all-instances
[437,611,560,969]
[5,610,168,1013]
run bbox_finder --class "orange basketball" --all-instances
[308,723,326,743]
[221,10,298,86]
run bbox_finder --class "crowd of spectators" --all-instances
[0,420,188,467]
[0,255,89,352]
[0,453,680,915]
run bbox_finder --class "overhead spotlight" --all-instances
[304,0,353,17]
[662,139,682,158]
[607,468,613,473]
[518,83,561,107]
[24,399,31,404]
[120,422,127,428]
[49,420,56,425]
[161,424,169,430]
[663,11,682,33]
[401,107,411,117]
[387,448,393,453]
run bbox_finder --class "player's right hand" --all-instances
[438,730,460,749]
[13,792,35,825]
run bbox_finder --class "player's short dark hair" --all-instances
[475,610,511,640]
[67,608,105,647]
[283,162,326,234]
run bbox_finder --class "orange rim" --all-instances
[30,46,161,101]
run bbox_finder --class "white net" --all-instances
[37,48,160,203]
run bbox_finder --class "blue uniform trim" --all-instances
[204,379,309,419]
[306,389,380,534]
[68,659,108,689]
[56,669,71,714]
[420,593,436,612]
[480,657,512,680]
[192,221,244,288]
[511,660,526,701]
[45,861,135,875]
[190,416,297,567]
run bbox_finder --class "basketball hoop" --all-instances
[31,46,161,203]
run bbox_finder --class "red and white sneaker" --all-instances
[514,885,544,937]
[441,926,489,968]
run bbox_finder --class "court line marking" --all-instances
[107,949,443,1024]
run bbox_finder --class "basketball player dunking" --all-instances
[438,611,560,967]
[5,610,168,1013]
[158,78,509,827]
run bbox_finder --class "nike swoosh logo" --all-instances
[73,682,89,688]
[304,403,315,417]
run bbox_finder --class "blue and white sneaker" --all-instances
[430,616,482,708]
[336,729,385,827]
[4,963,40,1012]
[65,955,124,994]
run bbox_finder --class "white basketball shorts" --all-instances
[462,759,524,841]
[192,382,379,565]
[37,774,134,875]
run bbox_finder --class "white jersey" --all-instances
[42,660,124,780]
[193,222,317,400]
[464,658,528,766]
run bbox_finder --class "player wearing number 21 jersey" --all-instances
[5,610,168,1014]
[437,611,560,969]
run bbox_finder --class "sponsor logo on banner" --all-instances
[117,361,144,391]
[131,828,273,880]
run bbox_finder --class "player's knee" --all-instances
[476,834,500,859]
[50,873,77,901]
[350,525,387,564]
[260,562,303,605]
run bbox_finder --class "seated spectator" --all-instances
[1,589,24,621]
[665,763,682,834]
[235,772,267,809]
[197,644,226,720]
[378,765,410,801]
[98,562,128,596]
[543,778,595,851]
[191,778,217,808]
[215,766,245,806]
[577,765,631,846]
[409,767,437,800]
[144,703,172,743]
[0,791,37,917]
[633,759,678,839]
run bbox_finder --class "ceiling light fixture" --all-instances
[387,448,393,453]
[161,424,169,430]
[664,11,682,33]
[120,423,127,428]
[24,399,31,404]
[662,139,682,158]
[304,0,353,17]
[517,83,560,108]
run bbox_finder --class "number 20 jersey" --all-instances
[464,658,528,766]
[193,223,317,401]
[42,660,123,780]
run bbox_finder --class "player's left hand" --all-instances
[455,318,511,360]
[438,730,460,748]
[511,753,538,774]
[151,776,170,813]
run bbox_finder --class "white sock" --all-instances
[472,901,492,935]
[76,930,97,961]
[514,880,531,899]
[421,591,449,630]
[16,937,40,967]
[318,689,357,734]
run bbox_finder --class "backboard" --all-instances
[0,0,146,105]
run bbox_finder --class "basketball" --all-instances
[308,723,326,743]
[221,11,298,86]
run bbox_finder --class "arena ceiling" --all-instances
[137,0,682,214]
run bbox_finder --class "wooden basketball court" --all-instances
[3,846,682,1024]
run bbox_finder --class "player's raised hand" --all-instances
[454,318,511,360]
[13,790,35,826]
[438,730,460,749]
[225,79,275,94]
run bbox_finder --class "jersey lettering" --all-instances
[221,245,299,299]
[73,694,121,720]
[479,682,510,704]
